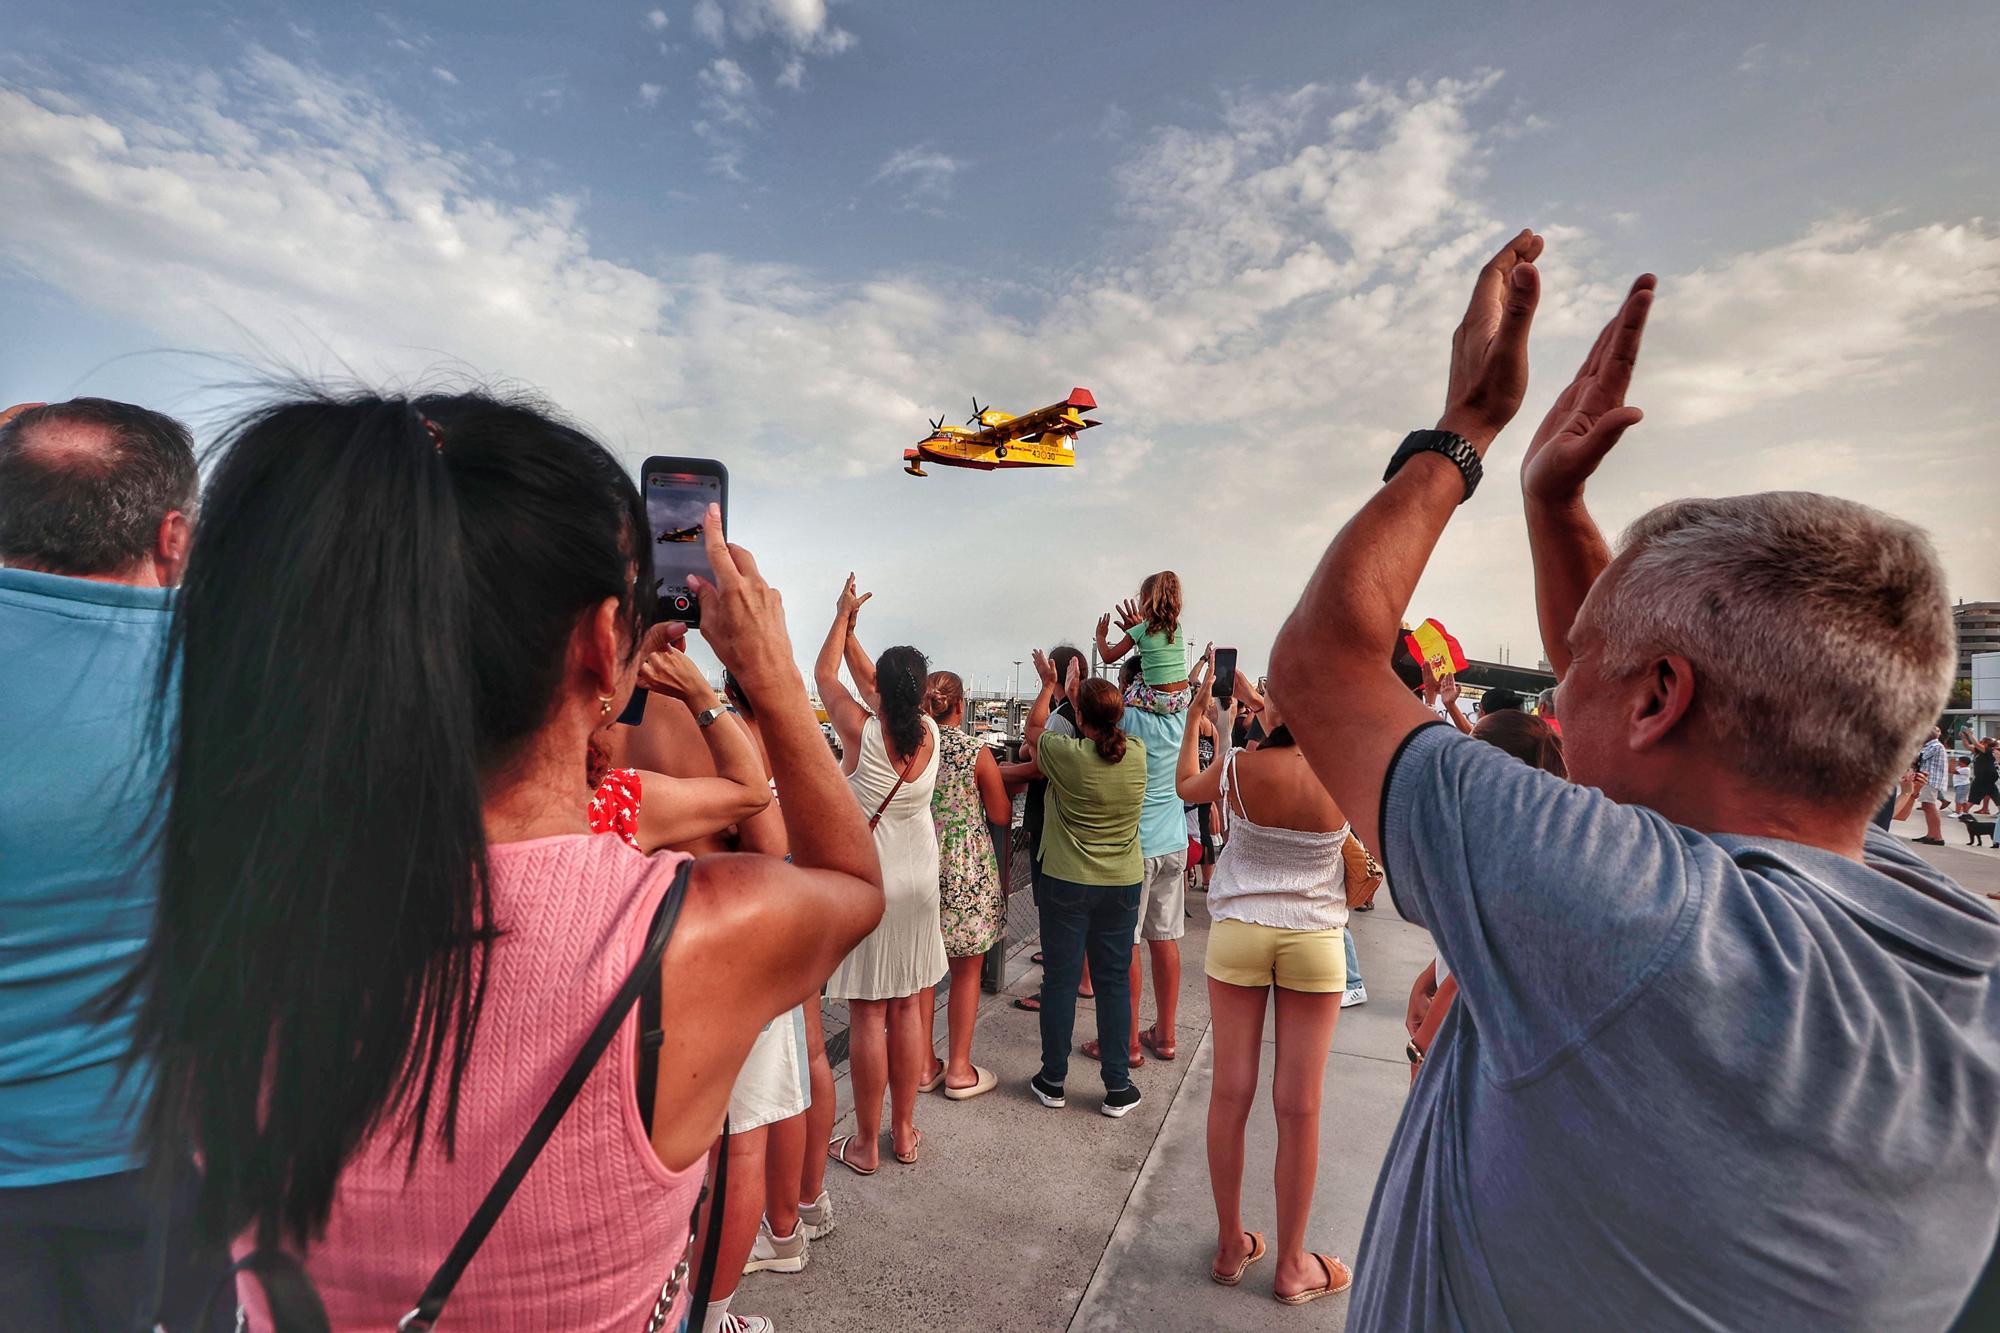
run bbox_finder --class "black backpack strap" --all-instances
[686,1118,730,1329]
[399,859,693,1332]
[637,894,668,1135]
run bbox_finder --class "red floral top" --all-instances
[588,768,643,851]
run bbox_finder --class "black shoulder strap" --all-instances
[400,859,693,1332]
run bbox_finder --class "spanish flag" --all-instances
[1404,618,1469,676]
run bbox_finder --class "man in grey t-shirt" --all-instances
[1271,234,1998,1327]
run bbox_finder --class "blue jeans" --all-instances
[1343,927,1364,990]
[1036,874,1142,1092]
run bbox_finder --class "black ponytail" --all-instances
[130,389,649,1248]
[874,645,929,758]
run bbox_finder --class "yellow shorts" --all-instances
[1204,918,1346,993]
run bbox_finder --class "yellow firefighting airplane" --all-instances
[902,388,1101,477]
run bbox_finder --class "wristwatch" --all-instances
[1383,429,1482,503]
[694,703,732,729]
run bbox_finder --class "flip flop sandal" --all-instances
[893,1129,923,1165]
[943,1065,998,1101]
[1140,1028,1177,1061]
[1210,1230,1266,1286]
[826,1135,876,1177]
[1011,995,1042,1012]
[918,1063,946,1094]
[1031,950,1045,965]
[1273,1253,1352,1306]
[1080,1039,1145,1069]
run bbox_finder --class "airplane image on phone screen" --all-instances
[645,465,724,624]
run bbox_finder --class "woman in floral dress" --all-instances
[920,671,1013,1099]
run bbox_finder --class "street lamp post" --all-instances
[1011,660,1022,700]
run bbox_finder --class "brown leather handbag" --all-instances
[1342,833,1384,910]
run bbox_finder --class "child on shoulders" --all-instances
[1097,571,1191,715]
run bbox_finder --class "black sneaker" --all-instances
[1101,1084,1143,1118]
[1030,1073,1066,1108]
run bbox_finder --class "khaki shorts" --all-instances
[1204,918,1347,993]
[1138,850,1188,943]
[727,1003,810,1130]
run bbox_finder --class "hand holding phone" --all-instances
[1211,647,1239,706]
[641,456,729,627]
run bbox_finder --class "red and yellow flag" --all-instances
[1404,618,1469,676]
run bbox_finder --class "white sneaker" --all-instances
[743,1217,809,1275]
[1341,984,1368,1008]
[719,1315,773,1333]
[797,1188,835,1241]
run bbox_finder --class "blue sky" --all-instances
[4,1,1996,691]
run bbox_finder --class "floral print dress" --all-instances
[932,727,1003,958]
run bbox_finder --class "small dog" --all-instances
[1960,812,1995,848]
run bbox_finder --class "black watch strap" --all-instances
[1383,429,1482,503]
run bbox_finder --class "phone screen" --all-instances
[1212,647,1239,704]
[645,466,724,623]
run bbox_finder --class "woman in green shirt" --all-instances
[1022,654,1148,1118]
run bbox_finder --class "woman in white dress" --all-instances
[817,577,945,1173]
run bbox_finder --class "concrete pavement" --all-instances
[741,889,1427,1332]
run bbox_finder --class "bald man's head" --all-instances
[0,398,197,584]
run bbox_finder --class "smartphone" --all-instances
[641,456,728,627]
[1212,647,1239,705]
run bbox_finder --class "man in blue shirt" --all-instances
[1118,657,1189,1062]
[0,398,223,1329]
[1272,234,1997,1325]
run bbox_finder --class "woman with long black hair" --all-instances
[127,391,882,1331]
[817,577,944,1174]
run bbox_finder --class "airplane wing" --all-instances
[965,388,1099,447]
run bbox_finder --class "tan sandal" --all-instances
[826,1134,875,1177]
[943,1066,998,1101]
[893,1128,923,1165]
[1210,1230,1266,1286]
[918,1062,946,1094]
[1274,1253,1352,1305]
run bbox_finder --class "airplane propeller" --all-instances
[967,398,987,426]
[927,414,946,433]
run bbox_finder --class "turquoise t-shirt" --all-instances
[0,567,172,1186]
[1134,623,1186,685]
[1119,706,1189,858]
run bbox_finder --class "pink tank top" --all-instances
[239,835,703,1331]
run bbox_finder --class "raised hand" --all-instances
[636,630,721,706]
[1439,675,1461,708]
[1439,229,1544,450]
[1190,648,1213,698]
[1031,647,1056,687]
[1522,275,1656,504]
[1096,612,1112,641]
[1064,655,1083,700]
[1116,598,1142,630]
[688,504,796,694]
[837,573,872,621]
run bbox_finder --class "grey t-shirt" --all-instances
[1353,723,2000,1331]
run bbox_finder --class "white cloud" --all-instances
[695,0,854,54]
[693,57,761,176]
[686,0,852,172]
[430,66,458,86]
[1,55,1992,677]
[692,0,727,46]
[1640,218,2000,426]
[638,82,664,108]
[645,8,670,31]
[870,145,959,206]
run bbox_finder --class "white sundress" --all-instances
[825,715,947,1001]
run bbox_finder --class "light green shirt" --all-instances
[1035,733,1147,886]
